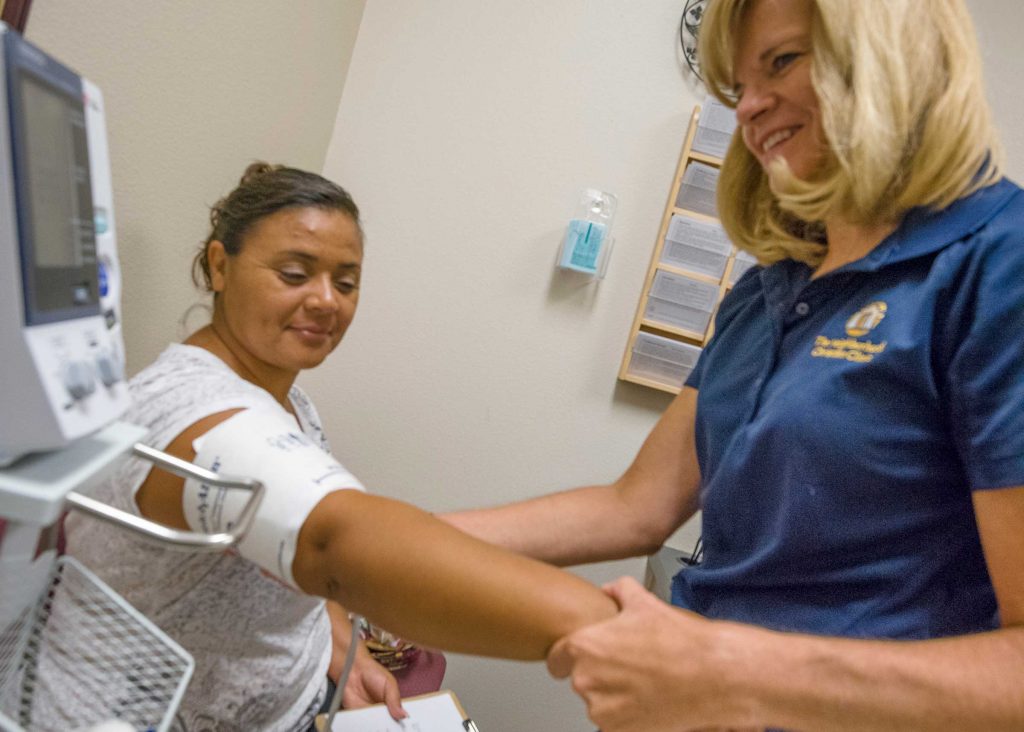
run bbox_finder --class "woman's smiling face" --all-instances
[733,0,827,181]
[209,206,363,382]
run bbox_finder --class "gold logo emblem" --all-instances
[845,301,887,337]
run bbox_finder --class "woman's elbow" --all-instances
[291,489,363,600]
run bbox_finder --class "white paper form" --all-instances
[692,95,737,159]
[674,162,720,218]
[644,270,719,334]
[327,691,471,732]
[661,213,733,279]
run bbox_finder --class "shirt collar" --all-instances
[844,177,1020,272]
[760,177,1020,302]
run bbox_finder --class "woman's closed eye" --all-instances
[334,278,358,294]
[278,268,308,284]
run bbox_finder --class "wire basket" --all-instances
[0,556,193,732]
[0,547,55,727]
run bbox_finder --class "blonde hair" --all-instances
[699,0,1003,266]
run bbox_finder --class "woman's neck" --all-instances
[185,321,296,410]
[812,217,899,280]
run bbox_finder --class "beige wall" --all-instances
[970,0,1024,178]
[26,0,367,374]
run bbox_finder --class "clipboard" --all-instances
[316,689,479,731]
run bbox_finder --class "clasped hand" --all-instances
[547,577,762,732]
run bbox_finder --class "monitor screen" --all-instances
[12,67,98,323]
[22,74,85,268]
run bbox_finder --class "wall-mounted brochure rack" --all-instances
[618,101,754,394]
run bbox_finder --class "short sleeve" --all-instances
[948,233,1024,490]
[684,345,708,390]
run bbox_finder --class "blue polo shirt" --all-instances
[672,178,1024,639]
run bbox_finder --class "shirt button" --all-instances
[794,302,810,316]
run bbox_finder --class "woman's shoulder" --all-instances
[968,175,1024,222]
[132,344,239,404]
[981,177,1024,238]
[126,343,280,445]
[943,177,1024,268]
[946,177,1024,247]
[131,342,229,381]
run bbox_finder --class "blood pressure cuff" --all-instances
[182,408,365,589]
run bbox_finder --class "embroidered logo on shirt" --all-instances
[844,301,887,336]
[810,301,888,363]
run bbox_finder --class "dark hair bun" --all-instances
[238,161,281,187]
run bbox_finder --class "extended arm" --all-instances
[442,387,703,566]
[294,489,616,659]
[549,486,1024,731]
[135,409,617,661]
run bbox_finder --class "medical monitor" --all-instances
[0,26,126,465]
[5,26,98,325]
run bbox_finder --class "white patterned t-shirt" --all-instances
[65,344,335,732]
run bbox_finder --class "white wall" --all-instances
[315,2,703,730]
[26,0,367,374]
[316,1,1024,730]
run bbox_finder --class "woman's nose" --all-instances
[305,276,339,311]
[735,83,773,126]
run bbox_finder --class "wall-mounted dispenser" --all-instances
[557,188,616,279]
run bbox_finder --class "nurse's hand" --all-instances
[546,577,757,732]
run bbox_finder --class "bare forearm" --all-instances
[443,482,683,566]
[294,490,618,660]
[719,622,1024,730]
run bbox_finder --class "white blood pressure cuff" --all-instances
[182,408,365,589]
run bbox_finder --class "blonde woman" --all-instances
[446,1,1024,729]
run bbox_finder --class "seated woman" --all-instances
[66,163,616,731]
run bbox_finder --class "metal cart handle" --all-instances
[64,442,264,550]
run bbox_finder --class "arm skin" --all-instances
[546,488,1024,732]
[442,387,703,566]
[134,410,617,661]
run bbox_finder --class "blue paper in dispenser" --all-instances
[560,219,607,273]
[557,189,617,278]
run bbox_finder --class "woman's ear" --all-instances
[207,240,228,293]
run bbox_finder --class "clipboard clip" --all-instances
[463,719,480,732]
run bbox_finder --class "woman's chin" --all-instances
[272,348,332,374]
